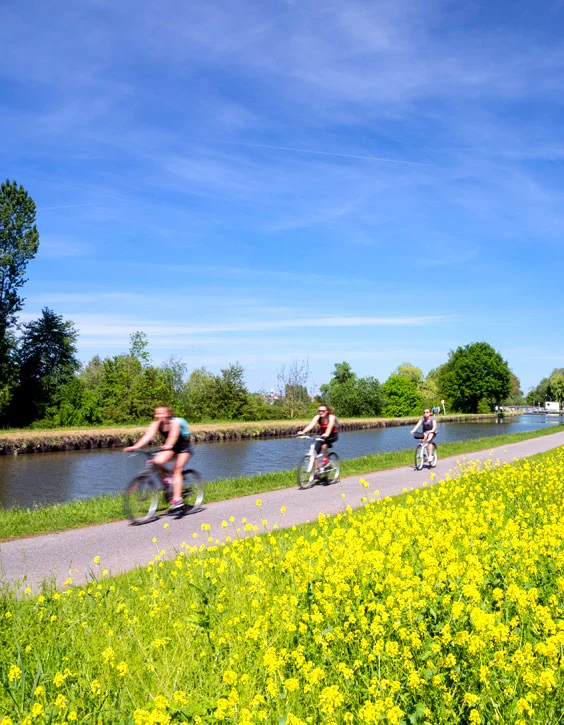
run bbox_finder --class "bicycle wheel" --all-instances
[414,445,424,471]
[428,445,438,468]
[124,473,159,524]
[322,452,340,484]
[297,455,315,489]
[181,469,204,512]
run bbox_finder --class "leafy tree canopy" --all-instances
[392,362,424,387]
[382,375,423,418]
[320,362,383,417]
[437,342,511,413]
[549,372,564,405]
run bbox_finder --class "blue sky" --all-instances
[1,0,563,394]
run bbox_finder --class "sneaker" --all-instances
[168,498,184,512]
[321,458,329,466]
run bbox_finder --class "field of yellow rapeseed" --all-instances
[1,447,564,724]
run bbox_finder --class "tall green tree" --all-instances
[549,372,564,406]
[180,367,217,421]
[96,332,171,422]
[506,372,524,405]
[0,180,40,405]
[45,377,102,427]
[525,376,551,406]
[437,342,511,413]
[382,375,423,417]
[393,362,424,387]
[213,363,249,420]
[12,308,79,425]
[320,362,383,417]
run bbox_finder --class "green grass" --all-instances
[0,424,562,542]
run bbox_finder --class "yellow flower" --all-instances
[31,703,44,718]
[93,555,100,564]
[222,669,238,685]
[153,695,169,710]
[8,664,21,682]
[319,685,344,715]
[285,678,300,692]
[117,661,129,677]
[173,691,189,706]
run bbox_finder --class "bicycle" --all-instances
[124,450,204,525]
[413,434,438,470]
[296,435,340,489]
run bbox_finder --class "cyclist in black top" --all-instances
[125,405,192,511]
[410,408,437,457]
[297,405,339,472]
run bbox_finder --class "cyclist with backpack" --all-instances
[297,405,339,474]
[124,405,192,511]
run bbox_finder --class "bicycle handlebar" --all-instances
[126,448,166,459]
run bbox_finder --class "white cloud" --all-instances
[20,313,452,340]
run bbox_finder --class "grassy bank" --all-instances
[0,425,561,542]
[0,413,511,454]
[1,447,564,723]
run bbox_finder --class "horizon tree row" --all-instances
[0,308,529,428]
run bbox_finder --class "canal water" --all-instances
[0,415,562,509]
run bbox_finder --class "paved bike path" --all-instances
[2,432,564,591]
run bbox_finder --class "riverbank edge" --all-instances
[0,413,513,455]
[0,424,561,543]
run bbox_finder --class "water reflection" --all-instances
[0,415,562,509]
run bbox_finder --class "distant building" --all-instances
[545,401,560,413]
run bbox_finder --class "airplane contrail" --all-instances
[37,203,99,211]
[221,140,432,166]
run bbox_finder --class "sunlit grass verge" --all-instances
[0,425,562,542]
[2,447,564,723]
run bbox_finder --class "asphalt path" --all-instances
[2,431,564,591]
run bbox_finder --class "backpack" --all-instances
[173,417,190,438]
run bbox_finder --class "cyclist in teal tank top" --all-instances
[125,405,192,511]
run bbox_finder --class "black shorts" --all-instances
[172,437,193,455]
[315,433,338,454]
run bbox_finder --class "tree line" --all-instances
[0,310,527,428]
[525,369,564,408]
[1,179,548,429]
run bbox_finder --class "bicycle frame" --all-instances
[128,450,167,484]
[298,435,326,473]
